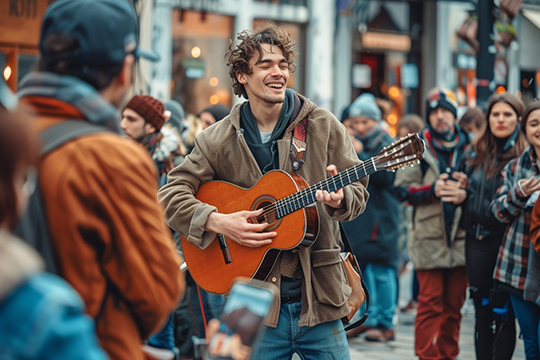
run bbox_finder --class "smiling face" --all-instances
[489,102,518,139]
[236,43,290,107]
[526,109,540,155]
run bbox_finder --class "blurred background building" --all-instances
[2,0,540,136]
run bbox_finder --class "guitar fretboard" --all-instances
[254,135,420,222]
[274,160,378,219]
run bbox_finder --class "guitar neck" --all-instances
[274,159,378,219]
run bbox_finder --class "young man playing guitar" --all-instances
[159,24,369,359]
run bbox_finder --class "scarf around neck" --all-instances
[17,72,122,134]
[356,122,385,153]
[422,123,469,169]
[241,89,295,173]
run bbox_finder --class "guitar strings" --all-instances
[249,136,417,224]
[273,138,416,216]
[250,157,380,224]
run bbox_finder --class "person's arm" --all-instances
[394,159,436,206]
[159,134,276,249]
[95,143,184,339]
[531,200,540,254]
[490,158,532,223]
[319,112,369,221]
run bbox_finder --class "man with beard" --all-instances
[394,87,470,360]
[159,24,369,359]
[121,95,180,182]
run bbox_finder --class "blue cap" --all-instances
[348,93,382,122]
[39,0,160,66]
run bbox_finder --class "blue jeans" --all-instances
[510,293,540,360]
[251,301,350,360]
[148,313,175,350]
[363,264,397,329]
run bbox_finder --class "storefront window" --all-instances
[171,10,233,116]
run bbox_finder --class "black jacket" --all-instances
[458,148,507,241]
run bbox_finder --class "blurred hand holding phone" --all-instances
[205,278,277,360]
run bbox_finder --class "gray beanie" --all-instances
[164,99,185,132]
[348,93,381,122]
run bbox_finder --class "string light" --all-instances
[3,66,11,81]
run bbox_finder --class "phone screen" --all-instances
[207,281,275,359]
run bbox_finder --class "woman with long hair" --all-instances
[456,93,528,359]
[491,98,540,360]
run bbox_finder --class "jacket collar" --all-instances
[228,91,317,133]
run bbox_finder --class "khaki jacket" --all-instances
[25,99,184,360]
[159,92,369,327]
[394,149,465,270]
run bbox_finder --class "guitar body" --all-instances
[181,170,319,294]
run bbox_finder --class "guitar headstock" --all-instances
[375,133,425,172]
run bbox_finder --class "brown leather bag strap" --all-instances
[290,116,308,171]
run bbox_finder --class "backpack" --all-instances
[15,120,110,273]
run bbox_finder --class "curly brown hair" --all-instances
[225,24,297,99]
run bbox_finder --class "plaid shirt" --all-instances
[492,146,540,291]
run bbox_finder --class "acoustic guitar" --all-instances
[181,133,425,294]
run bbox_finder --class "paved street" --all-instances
[346,268,526,360]
[348,300,525,360]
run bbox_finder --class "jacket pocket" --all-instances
[311,248,348,307]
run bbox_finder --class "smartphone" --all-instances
[206,278,277,360]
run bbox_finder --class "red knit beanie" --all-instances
[125,95,166,131]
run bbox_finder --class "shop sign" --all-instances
[1,0,53,47]
[182,58,206,79]
[361,32,411,52]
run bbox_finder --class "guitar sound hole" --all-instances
[251,196,281,232]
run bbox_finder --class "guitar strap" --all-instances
[290,116,308,171]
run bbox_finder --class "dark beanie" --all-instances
[125,95,166,131]
[425,88,458,122]
[164,99,185,132]
[200,104,230,123]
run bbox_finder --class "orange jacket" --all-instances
[21,97,184,360]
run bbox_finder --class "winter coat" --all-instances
[17,72,183,360]
[458,147,508,241]
[394,142,466,270]
[0,231,107,360]
[159,92,369,328]
[492,147,539,294]
[342,131,400,268]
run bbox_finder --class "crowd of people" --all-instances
[4,0,540,360]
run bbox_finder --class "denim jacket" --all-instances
[0,232,107,360]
